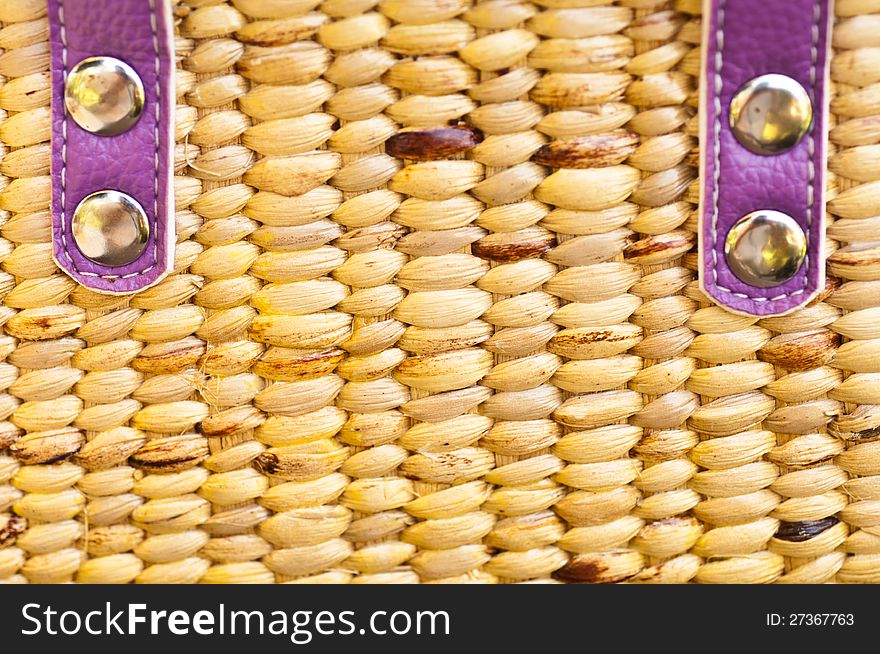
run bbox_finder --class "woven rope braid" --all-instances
[0,0,878,584]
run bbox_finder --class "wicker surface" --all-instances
[0,0,878,584]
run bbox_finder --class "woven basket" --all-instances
[0,0,877,584]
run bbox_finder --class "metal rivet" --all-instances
[65,56,144,136]
[724,210,807,288]
[729,73,813,155]
[72,191,149,266]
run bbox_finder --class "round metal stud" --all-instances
[65,56,145,136]
[724,210,807,288]
[72,191,149,266]
[729,73,813,155]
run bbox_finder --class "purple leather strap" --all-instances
[48,0,175,294]
[699,0,832,316]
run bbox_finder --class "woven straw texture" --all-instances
[0,0,879,584]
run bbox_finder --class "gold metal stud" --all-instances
[729,74,813,155]
[65,56,145,136]
[72,191,149,266]
[724,210,807,288]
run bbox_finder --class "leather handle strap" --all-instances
[699,0,834,316]
[48,0,175,294]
